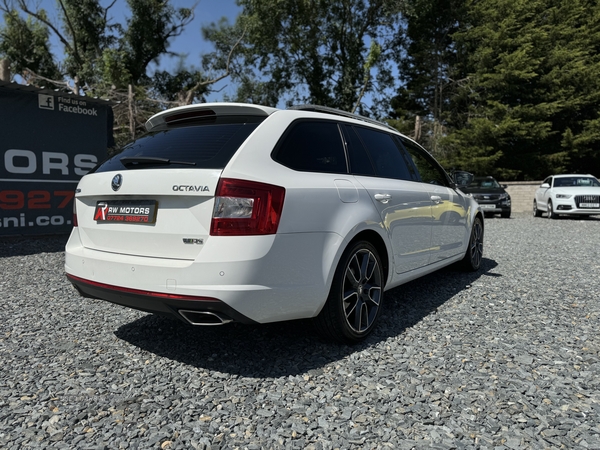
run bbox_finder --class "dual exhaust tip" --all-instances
[179,310,233,326]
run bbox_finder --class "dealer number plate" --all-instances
[580,203,600,208]
[94,200,158,223]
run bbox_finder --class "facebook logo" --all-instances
[38,94,55,110]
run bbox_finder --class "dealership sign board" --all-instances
[0,83,113,236]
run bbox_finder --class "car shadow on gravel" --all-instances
[0,234,69,257]
[114,257,498,378]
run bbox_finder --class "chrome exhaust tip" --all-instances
[178,310,233,326]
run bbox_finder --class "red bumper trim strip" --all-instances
[66,274,220,302]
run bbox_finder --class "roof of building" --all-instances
[0,80,113,106]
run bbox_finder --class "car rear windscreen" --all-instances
[93,116,263,173]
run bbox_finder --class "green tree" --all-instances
[120,0,193,84]
[202,16,282,106]
[1,0,193,92]
[390,0,466,157]
[208,0,401,115]
[445,0,600,179]
[0,0,207,146]
[0,8,61,82]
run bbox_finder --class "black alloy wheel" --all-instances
[459,216,484,272]
[313,241,384,344]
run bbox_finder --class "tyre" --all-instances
[313,241,384,344]
[459,216,483,272]
[501,209,511,219]
[533,200,542,217]
[547,200,557,219]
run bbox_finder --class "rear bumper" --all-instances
[67,274,257,324]
[65,228,344,324]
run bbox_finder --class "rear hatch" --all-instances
[74,105,273,259]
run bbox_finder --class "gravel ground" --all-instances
[1,214,599,449]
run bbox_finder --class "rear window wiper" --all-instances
[120,156,197,168]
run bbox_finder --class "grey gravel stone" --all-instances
[1,214,599,448]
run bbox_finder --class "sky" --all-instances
[147,0,243,100]
[36,0,243,100]
[146,0,242,68]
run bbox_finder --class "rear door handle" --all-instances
[374,193,392,204]
[430,195,442,204]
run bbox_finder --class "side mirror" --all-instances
[501,184,507,189]
[541,182,550,188]
[451,170,474,187]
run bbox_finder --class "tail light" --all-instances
[73,198,78,227]
[210,178,285,236]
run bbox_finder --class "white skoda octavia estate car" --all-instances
[533,174,600,219]
[65,103,484,343]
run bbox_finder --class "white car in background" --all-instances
[65,103,483,343]
[533,174,600,219]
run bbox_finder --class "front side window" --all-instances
[272,121,348,173]
[400,138,450,186]
[352,126,412,180]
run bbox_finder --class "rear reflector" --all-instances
[210,178,285,236]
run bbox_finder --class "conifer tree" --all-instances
[445,0,600,179]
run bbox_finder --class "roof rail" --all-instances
[288,104,397,131]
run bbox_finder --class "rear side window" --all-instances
[93,117,262,173]
[272,121,348,173]
[353,126,412,180]
[342,125,376,176]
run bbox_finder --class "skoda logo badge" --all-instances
[111,174,123,191]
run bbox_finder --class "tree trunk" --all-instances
[128,84,135,139]
[0,59,11,82]
[414,115,422,141]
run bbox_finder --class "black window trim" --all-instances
[270,117,454,188]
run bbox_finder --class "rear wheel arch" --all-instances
[346,230,390,284]
[472,211,484,235]
[316,228,389,316]
[476,211,485,245]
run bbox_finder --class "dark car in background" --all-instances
[461,176,511,218]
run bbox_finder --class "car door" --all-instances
[399,137,470,263]
[342,125,434,274]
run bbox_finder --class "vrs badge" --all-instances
[94,200,158,224]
